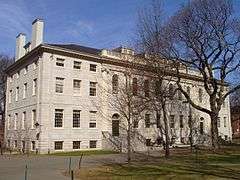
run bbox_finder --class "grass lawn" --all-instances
[50,150,119,156]
[72,145,240,180]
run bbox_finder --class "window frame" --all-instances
[56,58,65,67]
[54,109,64,128]
[90,64,97,72]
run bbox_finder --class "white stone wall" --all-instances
[5,49,232,153]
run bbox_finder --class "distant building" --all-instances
[4,19,232,153]
[231,106,240,143]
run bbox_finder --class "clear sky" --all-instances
[0,0,239,57]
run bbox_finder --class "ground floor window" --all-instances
[32,141,36,150]
[14,140,17,148]
[7,140,10,148]
[54,141,63,150]
[73,141,81,149]
[89,140,97,148]
[146,139,151,146]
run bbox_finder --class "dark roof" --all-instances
[47,44,101,55]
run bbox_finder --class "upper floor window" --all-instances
[179,115,184,128]
[144,79,150,97]
[89,82,97,96]
[156,112,161,128]
[90,64,97,72]
[73,110,81,128]
[16,87,19,101]
[22,112,26,129]
[73,61,81,69]
[187,86,191,97]
[56,58,65,67]
[170,115,175,128]
[200,121,204,135]
[55,109,63,127]
[132,78,138,96]
[178,90,182,101]
[9,90,12,103]
[73,79,81,94]
[23,83,27,99]
[24,66,28,75]
[145,114,150,128]
[169,84,174,99]
[33,79,37,95]
[56,77,64,93]
[89,111,97,128]
[14,113,18,130]
[32,110,36,128]
[224,117,227,127]
[217,117,220,128]
[199,88,203,103]
[112,74,118,94]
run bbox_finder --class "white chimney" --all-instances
[15,33,26,61]
[31,18,44,49]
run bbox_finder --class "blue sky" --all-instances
[1,0,239,57]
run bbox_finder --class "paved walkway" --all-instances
[0,154,127,180]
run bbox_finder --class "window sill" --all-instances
[72,127,81,129]
[53,127,64,129]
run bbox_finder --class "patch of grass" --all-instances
[50,150,119,156]
[72,146,240,180]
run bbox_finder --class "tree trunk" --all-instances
[127,119,131,163]
[162,103,170,158]
[210,113,219,149]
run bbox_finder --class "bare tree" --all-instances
[137,0,240,149]
[98,64,147,163]
[0,54,13,146]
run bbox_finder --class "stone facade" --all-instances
[4,19,232,154]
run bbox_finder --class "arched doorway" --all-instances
[112,114,120,136]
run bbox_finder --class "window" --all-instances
[187,86,190,96]
[54,141,63,150]
[16,87,19,101]
[200,122,204,135]
[146,139,151,146]
[73,61,81,69]
[179,115,184,128]
[73,110,81,128]
[24,66,28,75]
[55,109,63,127]
[32,110,36,128]
[90,64,97,72]
[89,111,97,128]
[170,115,175,128]
[32,141,36,150]
[199,88,203,103]
[22,112,26,129]
[224,117,227,127]
[155,80,161,96]
[144,79,150,97]
[217,117,221,128]
[112,74,118,94]
[7,115,11,130]
[89,82,97,96]
[178,90,182,100]
[14,140,17,148]
[132,78,138,96]
[23,83,27,99]
[14,113,18,130]
[169,84,174,99]
[56,77,64,93]
[9,90,12,103]
[7,140,10,148]
[89,140,97,148]
[33,78,37,95]
[73,141,81,149]
[145,114,150,128]
[22,141,25,150]
[156,112,161,128]
[56,58,65,67]
[73,79,81,94]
